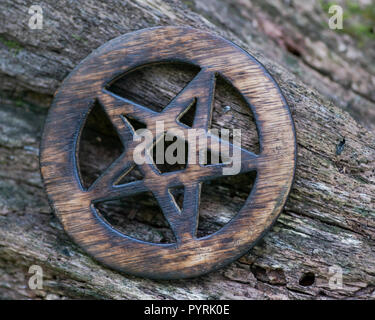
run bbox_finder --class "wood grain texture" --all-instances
[2,0,374,299]
[40,27,296,279]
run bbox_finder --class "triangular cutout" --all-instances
[122,115,147,133]
[106,62,201,112]
[114,164,144,185]
[95,191,177,243]
[151,132,189,173]
[211,74,260,154]
[78,99,124,189]
[197,171,257,238]
[169,186,185,211]
[177,98,197,127]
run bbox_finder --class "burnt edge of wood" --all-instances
[40,26,297,279]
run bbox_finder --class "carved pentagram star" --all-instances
[88,68,258,244]
[41,26,297,278]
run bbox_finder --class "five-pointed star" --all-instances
[88,68,258,243]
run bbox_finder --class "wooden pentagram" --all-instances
[40,26,297,279]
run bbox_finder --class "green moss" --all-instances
[342,23,375,41]
[320,0,375,46]
[354,207,375,218]
[72,34,88,44]
[15,99,27,108]
[0,36,23,55]
[181,0,195,10]
[71,33,81,41]
[320,0,339,13]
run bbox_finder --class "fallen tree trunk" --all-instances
[0,0,374,299]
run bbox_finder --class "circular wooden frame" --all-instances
[40,26,296,279]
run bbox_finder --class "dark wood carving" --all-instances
[40,26,297,279]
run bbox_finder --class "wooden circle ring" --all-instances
[40,26,297,279]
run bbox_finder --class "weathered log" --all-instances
[0,0,374,299]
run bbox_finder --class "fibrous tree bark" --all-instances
[0,0,374,299]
